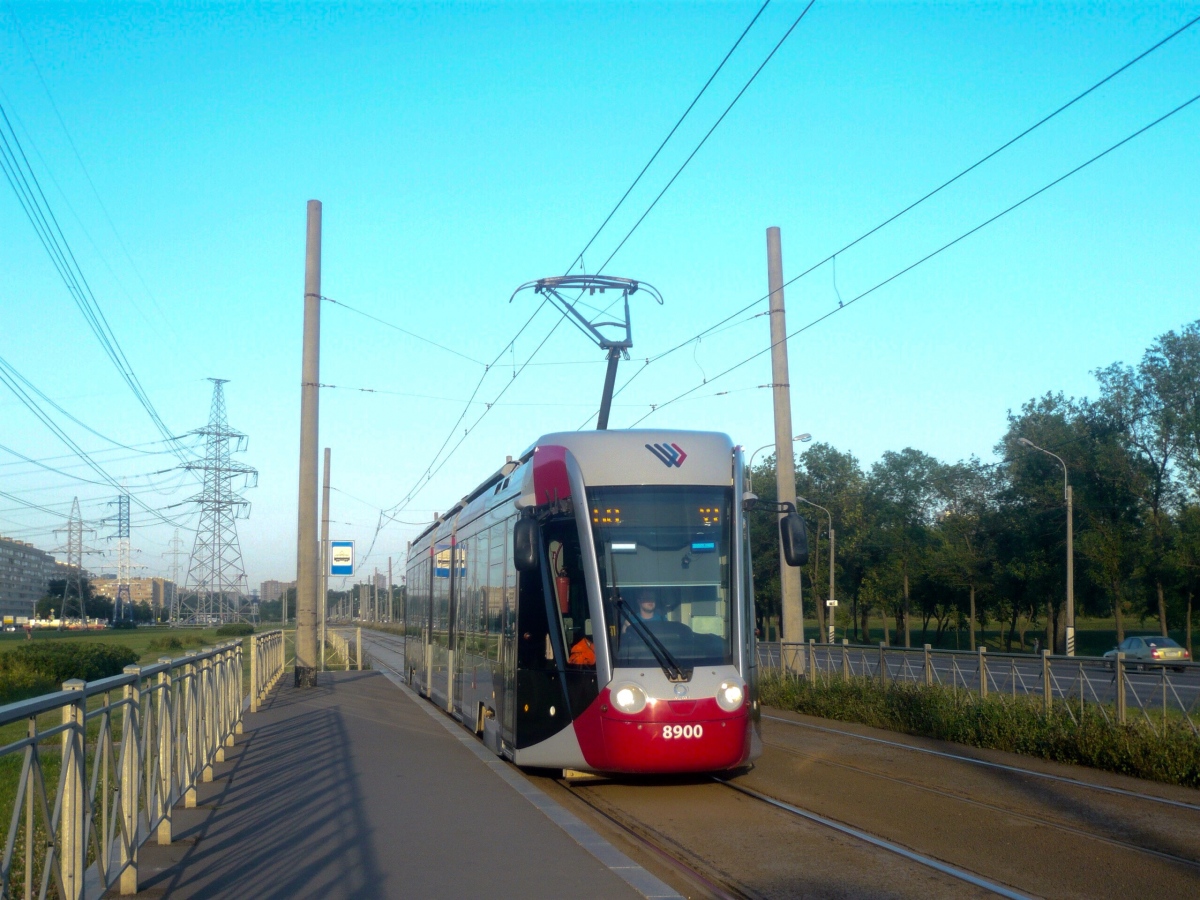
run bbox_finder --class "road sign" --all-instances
[826,599,838,607]
[330,540,354,576]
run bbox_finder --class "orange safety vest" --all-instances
[569,637,595,666]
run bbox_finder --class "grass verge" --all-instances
[760,672,1200,788]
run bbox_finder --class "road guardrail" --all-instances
[760,640,1199,735]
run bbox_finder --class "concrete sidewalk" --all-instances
[118,670,662,899]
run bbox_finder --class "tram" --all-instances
[403,429,807,774]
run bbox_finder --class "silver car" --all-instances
[1104,635,1191,671]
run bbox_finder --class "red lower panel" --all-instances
[573,689,751,773]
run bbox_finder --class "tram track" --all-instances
[762,712,1200,812]
[756,736,1200,872]
[710,778,1031,900]
[556,778,748,900]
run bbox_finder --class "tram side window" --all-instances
[487,522,506,661]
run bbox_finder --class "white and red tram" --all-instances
[403,429,805,775]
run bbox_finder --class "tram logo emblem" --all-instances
[646,442,688,468]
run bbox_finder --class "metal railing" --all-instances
[760,640,1200,735]
[0,641,247,899]
[249,630,286,713]
[326,628,361,671]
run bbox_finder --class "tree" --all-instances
[1096,335,1188,635]
[930,458,995,649]
[867,449,943,647]
[796,443,867,642]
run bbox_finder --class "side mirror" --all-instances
[780,512,809,567]
[513,517,540,572]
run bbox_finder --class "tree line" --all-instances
[748,320,1200,655]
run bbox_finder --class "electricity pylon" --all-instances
[162,528,186,618]
[175,379,257,624]
[114,493,132,621]
[53,497,97,627]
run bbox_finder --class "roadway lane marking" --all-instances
[367,642,683,900]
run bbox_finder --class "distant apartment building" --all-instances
[259,580,295,603]
[93,576,177,609]
[0,535,66,619]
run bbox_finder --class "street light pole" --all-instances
[747,434,811,494]
[797,497,834,643]
[1018,437,1075,656]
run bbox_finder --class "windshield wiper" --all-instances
[616,599,690,682]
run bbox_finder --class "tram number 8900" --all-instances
[662,724,703,739]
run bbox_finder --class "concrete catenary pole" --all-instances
[294,200,322,687]
[319,447,331,672]
[766,227,804,650]
[387,557,393,623]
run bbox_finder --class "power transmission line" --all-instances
[581,11,1200,425]
[566,0,774,274]
[626,89,1200,426]
[320,295,488,365]
[5,12,171,331]
[0,356,188,527]
[357,3,819,567]
[0,101,191,466]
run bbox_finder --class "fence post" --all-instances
[157,659,173,844]
[201,651,216,783]
[841,638,850,680]
[60,679,86,900]
[923,644,932,686]
[808,639,816,683]
[978,647,987,699]
[357,627,363,671]
[1042,649,1052,716]
[1115,652,1126,724]
[235,641,245,734]
[184,658,199,808]
[250,634,260,713]
[879,642,887,685]
[120,666,142,894]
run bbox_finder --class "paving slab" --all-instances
[118,670,658,899]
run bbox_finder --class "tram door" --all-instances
[500,518,518,750]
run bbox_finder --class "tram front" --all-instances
[517,430,766,774]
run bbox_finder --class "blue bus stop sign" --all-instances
[330,540,354,576]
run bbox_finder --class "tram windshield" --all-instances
[589,486,733,669]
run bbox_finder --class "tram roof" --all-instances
[526,429,735,488]
[408,430,737,551]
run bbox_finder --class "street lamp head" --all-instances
[1018,437,1034,448]
[795,433,812,443]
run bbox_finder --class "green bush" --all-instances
[759,672,1200,788]
[0,669,59,705]
[215,623,254,637]
[0,642,139,690]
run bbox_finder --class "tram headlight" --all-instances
[716,681,744,712]
[612,683,648,714]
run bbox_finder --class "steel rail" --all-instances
[762,714,1200,813]
[715,779,1033,900]
[760,737,1200,871]
[560,780,744,900]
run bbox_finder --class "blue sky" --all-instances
[1,1,1197,589]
